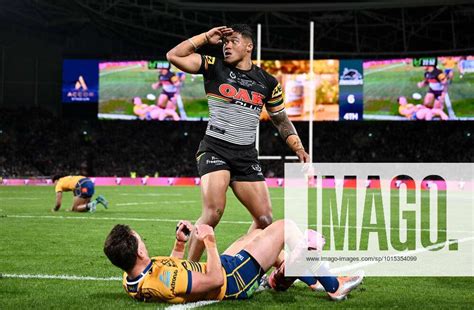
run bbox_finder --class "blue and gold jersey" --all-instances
[55,176,85,193]
[123,256,226,304]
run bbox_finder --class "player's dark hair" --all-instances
[104,224,138,271]
[52,175,65,183]
[230,24,255,47]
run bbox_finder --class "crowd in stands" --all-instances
[0,108,471,178]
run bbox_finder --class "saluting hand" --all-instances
[205,26,233,45]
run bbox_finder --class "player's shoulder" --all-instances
[202,55,220,67]
[152,256,181,267]
[253,66,279,91]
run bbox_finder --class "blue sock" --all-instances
[298,276,339,293]
[299,276,317,286]
[316,276,339,293]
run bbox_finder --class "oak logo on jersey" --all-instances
[218,83,265,106]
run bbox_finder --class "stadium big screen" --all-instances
[363,55,474,120]
[62,56,474,121]
[96,59,341,121]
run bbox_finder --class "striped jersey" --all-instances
[198,55,284,145]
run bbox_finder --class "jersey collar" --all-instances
[126,260,153,285]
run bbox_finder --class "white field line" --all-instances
[119,193,184,196]
[0,197,42,200]
[2,273,219,309]
[4,215,474,234]
[165,301,220,310]
[364,63,406,75]
[330,236,474,273]
[5,215,253,225]
[116,200,198,206]
[99,64,142,76]
[1,273,121,281]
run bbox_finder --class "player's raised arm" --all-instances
[188,224,224,294]
[166,26,233,74]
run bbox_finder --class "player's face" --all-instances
[223,33,252,65]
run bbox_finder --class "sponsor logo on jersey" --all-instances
[206,156,226,166]
[159,271,171,287]
[161,258,178,268]
[218,83,265,106]
[205,55,216,65]
[170,270,178,294]
[272,83,282,97]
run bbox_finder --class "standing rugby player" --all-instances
[166,25,310,261]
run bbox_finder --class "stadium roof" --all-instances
[0,0,473,58]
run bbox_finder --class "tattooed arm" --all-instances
[269,110,310,163]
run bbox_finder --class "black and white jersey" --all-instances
[198,55,284,145]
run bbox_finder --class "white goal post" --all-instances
[256,22,314,162]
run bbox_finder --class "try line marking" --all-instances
[5,215,253,225]
[1,273,120,281]
[0,273,219,309]
[4,215,474,234]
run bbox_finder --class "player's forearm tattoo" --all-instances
[270,110,298,142]
[288,135,304,152]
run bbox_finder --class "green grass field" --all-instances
[364,62,474,117]
[1,186,472,309]
[99,65,209,118]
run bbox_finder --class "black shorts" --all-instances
[161,90,177,100]
[428,89,443,99]
[196,135,265,182]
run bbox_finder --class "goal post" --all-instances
[256,22,315,163]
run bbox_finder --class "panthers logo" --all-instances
[272,83,282,98]
[205,55,216,65]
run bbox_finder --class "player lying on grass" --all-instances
[132,97,180,121]
[52,175,108,213]
[398,96,448,120]
[103,220,363,304]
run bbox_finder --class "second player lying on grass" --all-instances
[103,219,364,303]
